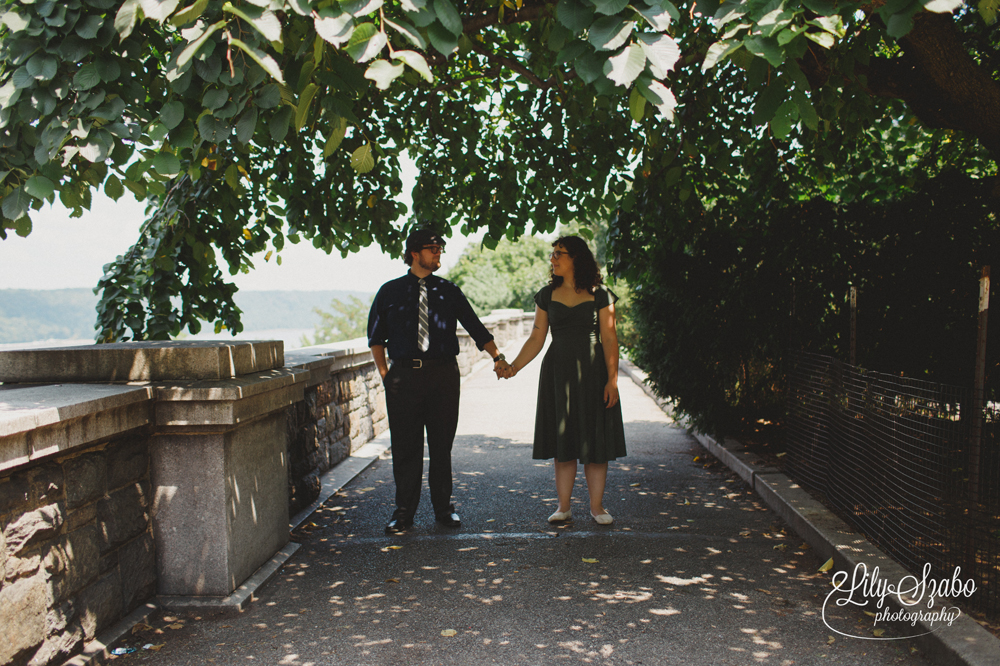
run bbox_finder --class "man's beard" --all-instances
[418,255,440,272]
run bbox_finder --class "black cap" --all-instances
[405,228,446,253]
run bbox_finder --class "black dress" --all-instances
[531,285,627,464]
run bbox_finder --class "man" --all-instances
[368,228,511,533]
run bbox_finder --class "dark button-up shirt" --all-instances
[367,272,494,360]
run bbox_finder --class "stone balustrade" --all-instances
[0,310,531,666]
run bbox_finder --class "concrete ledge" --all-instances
[157,542,301,613]
[0,340,284,383]
[0,384,153,473]
[620,357,1000,666]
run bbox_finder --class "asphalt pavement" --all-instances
[108,351,936,666]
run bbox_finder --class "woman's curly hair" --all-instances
[549,235,603,294]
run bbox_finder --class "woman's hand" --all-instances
[603,382,619,408]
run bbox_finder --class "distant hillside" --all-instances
[0,289,372,344]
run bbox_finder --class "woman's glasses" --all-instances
[550,250,569,258]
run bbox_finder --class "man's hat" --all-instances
[405,228,446,253]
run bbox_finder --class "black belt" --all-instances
[393,358,455,369]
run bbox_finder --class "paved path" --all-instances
[119,354,933,665]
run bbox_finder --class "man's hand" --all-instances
[494,359,512,380]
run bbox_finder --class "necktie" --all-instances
[418,278,429,352]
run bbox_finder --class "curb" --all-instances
[618,358,1000,666]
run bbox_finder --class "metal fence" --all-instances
[786,351,1000,617]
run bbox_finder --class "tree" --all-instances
[0,0,992,342]
[447,234,550,312]
[301,293,373,345]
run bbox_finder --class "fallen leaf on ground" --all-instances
[873,628,885,637]
[441,629,457,637]
[359,487,376,492]
[145,644,166,652]
[827,635,835,644]
[386,578,400,583]
[773,544,788,551]
[819,558,834,572]
[132,623,152,634]
[582,558,598,563]
[167,624,183,630]
[387,545,403,550]
[630,483,640,487]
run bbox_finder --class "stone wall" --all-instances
[0,432,155,666]
[0,311,532,666]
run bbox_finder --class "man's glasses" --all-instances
[422,245,443,254]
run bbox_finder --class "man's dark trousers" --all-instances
[383,359,461,519]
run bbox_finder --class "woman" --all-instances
[504,236,627,525]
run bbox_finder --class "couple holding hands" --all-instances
[367,230,627,534]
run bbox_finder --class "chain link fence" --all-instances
[786,351,999,617]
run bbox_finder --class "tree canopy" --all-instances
[446,234,550,313]
[0,0,993,341]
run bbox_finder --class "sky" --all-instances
[0,170,479,294]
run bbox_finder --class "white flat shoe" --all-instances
[591,511,613,525]
[548,510,572,523]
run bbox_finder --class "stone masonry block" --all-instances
[106,439,148,490]
[33,605,82,666]
[5,503,64,555]
[0,574,48,665]
[64,502,97,533]
[325,403,344,429]
[118,532,155,612]
[97,481,149,553]
[76,569,121,641]
[0,474,31,516]
[304,390,319,421]
[315,380,334,408]
[28,464,63,507]
[63,453,106,510]
[0,528,6,580]
[45,526,99,602]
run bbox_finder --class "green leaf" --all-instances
[574,51,608,84]
[177,19,225,69]
[433,0,464,36]
[979,0,999,22]
[2,188,32,220]
[801,0,836,14]
[702,39,739,70]
[269,105,293,141]
[393,50,434,82]
[343,0,385,16]
[1,10,30,32]
[236,106,258,143]
[557,0,595,32]
[351,143,375,173]
[629,86,646,121]
[922,0,963,11]
[79,131,112,162]
[323,117,348,157]
[593,0,629,15]
[76,14,105,39]
[24,175,55,201]
[170,0,209,26]
[428,22,459,54]
[712,0,747,29]
[384,17,427,49]
[105,173,125,200]
[635,3,673,31]
[114,0,141,39]
[770,99,797,138]
[71,63,101,90]
[365,59,405,90]
[742,35,784,67]
[198,114,231,142]
[256,83,282,108]
[636,77,676,120]
[604,44,646,87]
[27,54,58,81]
[637,33,681,77]
[589,17,633,52]
[139,0,181,22]
[96,56,122,82]
[753,81,786,125]
[152,152,181,175]
[222,2,282,41]
[160,100,185,129]
[203,87,229,110]
[345,22,387,62]
[791,88,819,131]
[805,30,836,48]
[228,38,285,83]
[315,8,355,47]
[295,83,318,129]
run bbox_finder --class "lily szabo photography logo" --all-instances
[822,562,976,640]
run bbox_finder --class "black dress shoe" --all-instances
[435,511,461,528]
[385,517,413,534]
